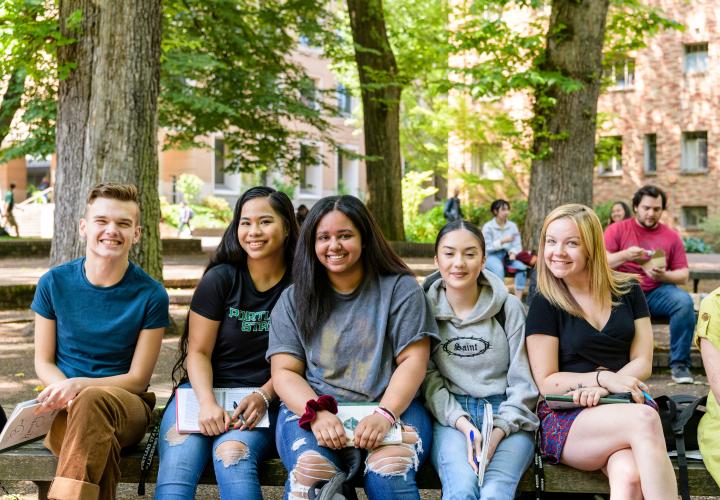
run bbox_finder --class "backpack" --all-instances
[422,270,506,330]
[654,394,707,500]
[0,404,6,431]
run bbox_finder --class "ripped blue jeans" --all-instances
[155,383,278,500]
[276,399,432,500]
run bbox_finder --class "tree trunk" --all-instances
[523,0,610,251]
[53,0,163,280]
[346,0,405,241]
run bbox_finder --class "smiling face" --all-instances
[543,217,588,281]
[435,228,485,292]
[610,203,627,223]
[237,197,287,262]
[634,195,664,229]
[314,209,363,283]
[80,197,141,261]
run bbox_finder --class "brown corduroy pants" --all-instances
[44,386,154,500]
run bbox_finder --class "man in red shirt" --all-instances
[605,185,695,383]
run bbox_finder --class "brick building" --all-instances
[593,0,719,231]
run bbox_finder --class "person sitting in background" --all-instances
[609,201,631,225]
[605,185,695,384]
[482,199,528,300]
[695,288,720,486]
[295,203,308,227]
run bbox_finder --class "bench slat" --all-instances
[2,441,719,495]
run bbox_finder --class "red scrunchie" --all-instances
[299,395,338,430]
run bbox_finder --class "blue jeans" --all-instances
[431,394,534,500]
[276,399,432,500]
[645,284,696,368]
[485,251,528,292]
[155,383,277,500]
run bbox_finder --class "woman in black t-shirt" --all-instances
[155,187,298,500]
[525,204,676,499]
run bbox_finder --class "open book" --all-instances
[476,402,493,487]
[337,403,402,447]
[175,387,270,433]
[0,399,60,452]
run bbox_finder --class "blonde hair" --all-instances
[537,203,636,317]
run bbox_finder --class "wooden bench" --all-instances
[1,439,718,498]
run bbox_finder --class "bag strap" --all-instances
[138,389,176,496]
[672,395,707,433]
[533,429,544,500]
[675,429,690,500]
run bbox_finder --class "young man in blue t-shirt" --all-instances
[32,183,169,500]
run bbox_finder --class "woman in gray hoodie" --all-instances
[423,220,539,500]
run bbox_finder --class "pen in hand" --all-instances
[469,430,479,470]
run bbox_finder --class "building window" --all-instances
[470,143,503,180]
[596,136,623,175]
[681,131,708,172]
[336,84,352,116]
[681,206,707,229]
[214,138,225,187]
[336,149,345,183]
[609,58,635,89]
[643,134,657,173]
[684,43,708,73]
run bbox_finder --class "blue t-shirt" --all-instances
[31,258,169,378]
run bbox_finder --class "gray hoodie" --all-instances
[423,269,539,436]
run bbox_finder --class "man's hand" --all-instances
[624,246,649,263]
[36,378,84,412]
[508,252,517,261]
[645,266,668,282]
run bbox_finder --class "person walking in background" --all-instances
[2,183,20,237]
[444,187,463,223]
[177,200,193,237]
[605,185,695,384]
[295,203,308,227]
[609,201,631,225]
[482,199,528,300]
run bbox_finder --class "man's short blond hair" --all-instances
[86,182,139,205]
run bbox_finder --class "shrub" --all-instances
[594,200,615,228]
[405,205,445,243]
[177,174,203,203]
[683,236,711,254]
[699,215,720,251]
[202,196,232,223]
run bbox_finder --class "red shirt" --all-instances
[604,218,688,292]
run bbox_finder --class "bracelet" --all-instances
[596,370,603,388]
[378,406,397,422]
[299,395,338,430]
[252,388,271,409]
[374,407,396,426]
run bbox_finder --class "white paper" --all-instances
[478,402,493,487]
[0,399,60,451]
[175,387,269,433]
[336,404,402,447]
[668,449,703,460]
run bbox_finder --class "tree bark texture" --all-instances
[53,0,163,280]
[346,0,405,241]
[523,0,610,251]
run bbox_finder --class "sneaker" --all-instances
[671,365,694,384]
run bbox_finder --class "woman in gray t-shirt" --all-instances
[268,195,439,500]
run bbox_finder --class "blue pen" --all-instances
[469,430,479,467]
[641,390,653,403]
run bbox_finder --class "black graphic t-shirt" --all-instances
[190,263,291,387]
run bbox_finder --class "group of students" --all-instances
[31,181,709,500]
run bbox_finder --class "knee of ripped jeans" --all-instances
[214,440,249,467]
[289,450,339,500]
[164,426,190,447]
[365,425,421,479]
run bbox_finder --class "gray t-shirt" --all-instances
[267,273,440,402]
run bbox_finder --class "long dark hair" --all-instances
[293,195,411,340]
[172,186,299,385]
